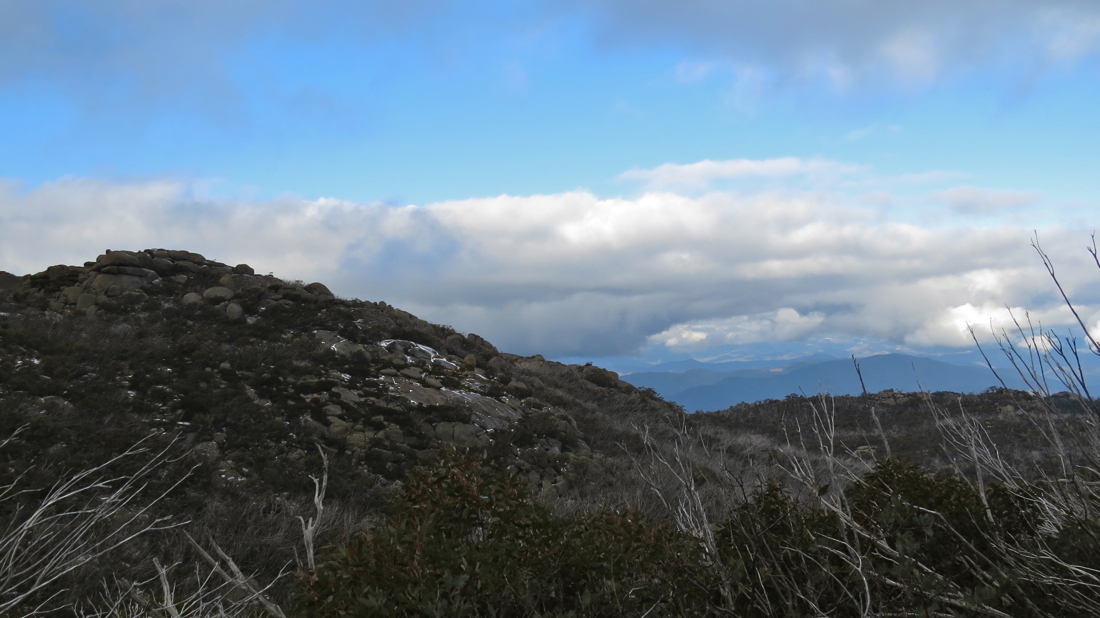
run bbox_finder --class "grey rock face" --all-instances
[305,282,334,297]
[226,302,244,320]
[347,432,372,451]
[89,274,146,293]
[435,422,480,446]
[508,381,531,398]
[76,294,97,311]
[314,330,368,358]
[327,416,350,438]
[333,340,365,357]
[150,258,175,275]
[400,368,424,380]
[182,292,203,305]
[332,386,361,403]
[0,271,20,292]
[168,250,205,262]
[379,426,405,444]
[98,251,143,268]
[114,266,159,279]
[203,286,234,301]
[192,441,221,462]
[280,287,316,302]
[60,286,83,304]
[118,291,147,306]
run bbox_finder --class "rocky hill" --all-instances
[0,248,1084,508]
[0,249,695,502]
[2,249,1095,616]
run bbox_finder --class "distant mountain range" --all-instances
[622,353,1030,412]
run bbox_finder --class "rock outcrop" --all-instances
[0,271,20,292]
[0,248,660,499]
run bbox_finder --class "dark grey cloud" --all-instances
[933,186,1043,215]
[0,0,451,116]
[551,0,1100,86]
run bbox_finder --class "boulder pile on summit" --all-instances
[0,249,656,497]
[37,248,333,319]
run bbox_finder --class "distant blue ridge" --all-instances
[622,353,1034,412]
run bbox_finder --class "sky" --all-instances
[2,0,1100,367]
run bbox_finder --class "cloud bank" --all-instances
[616,158,865,191]
[933,186,1043,215]
[1,171,1094,358]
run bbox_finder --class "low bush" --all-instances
[294,448,715,617]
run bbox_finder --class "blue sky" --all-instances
[2,1,1100,366]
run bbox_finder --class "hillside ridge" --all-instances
[0,248,682,500]
[2,249,1093,616]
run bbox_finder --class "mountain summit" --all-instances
[1,248,681,497]
[1,249,1092,616]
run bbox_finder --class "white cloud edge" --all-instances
[1,166,1093,357]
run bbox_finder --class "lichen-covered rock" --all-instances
[89,273,147,293]
[327,416,350,438]
[347,432,372,451]
[332,386,361,403]
[192,441,221,462]
[226,302,244,320]
[305,282,334,297]
[0,271,20,292]
[97,251,143,269]
[76,293,96,311]
[203,286,234,301]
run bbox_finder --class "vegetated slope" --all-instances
[647,353,1028,411]
[2,250,1094,616]
[0,249,693,606]
[0,249,690,498]
[0,250,1073,518]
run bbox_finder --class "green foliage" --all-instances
[294,448,714,617]
[717,479,849,617]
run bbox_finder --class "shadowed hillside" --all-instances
[2,249,1099,617]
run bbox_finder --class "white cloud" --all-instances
[651,309,827,350]
[616,157,864,190]
[905,302,1080,347]
[1,172,1094,358]
[933,186,1043,215]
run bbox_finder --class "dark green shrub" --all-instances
[293,449,714,617]
[717,479,851,617]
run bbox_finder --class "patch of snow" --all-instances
[432,357,458,370]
